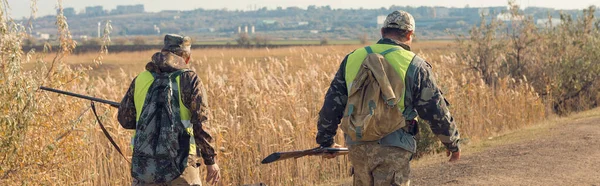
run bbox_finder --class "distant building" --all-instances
[63,7,76,17]
[153,25,161,35]
[536,18,562,27]
[112,4,145,15]
[497,13,524,21]
[39,33,50,40]
[85,6,106,17]
[478,8,490,16]
[262,20,276,25]
[377,15,386,28]
[298,21,309,26]
[197,28,216,33]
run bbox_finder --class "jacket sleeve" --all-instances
[117,78,137,130]
[413,61,460,152]
[180,71,217,165]
[316,56,349,147]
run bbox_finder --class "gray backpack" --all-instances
[131,70,191,184]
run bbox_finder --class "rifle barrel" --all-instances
[39,86,120,108]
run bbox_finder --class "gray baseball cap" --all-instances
[382,10,415,31]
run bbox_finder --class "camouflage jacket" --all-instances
[118,51,216,165]
[316,38,460,152]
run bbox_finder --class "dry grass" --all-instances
[2,43,544,185]
[1,1,545,184]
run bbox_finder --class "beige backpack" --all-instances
[340,46,407,142]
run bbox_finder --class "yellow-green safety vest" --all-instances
[132,71,196,155]
[345,44,416,113]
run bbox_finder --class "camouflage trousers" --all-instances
[348,143,412,186]
[132,156,202,186]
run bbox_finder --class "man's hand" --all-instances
[322,143,343,159]
[446,150,460,162]
[206,164,221,185]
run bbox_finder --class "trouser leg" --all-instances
[370,145,411,186]
[349,143,412,186]
[349,144,373,186]
[169,156,202,186]
[132,156,203,186]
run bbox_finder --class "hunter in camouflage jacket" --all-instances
[316,38,461,153]
[117,50,216,166]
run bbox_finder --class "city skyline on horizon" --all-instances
[5,0,600,18]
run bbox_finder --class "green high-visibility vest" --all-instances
[345,44,416,113]
[132,71,196,155]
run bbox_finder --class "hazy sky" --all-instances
[5,0,600,18]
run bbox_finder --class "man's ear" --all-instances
[181,51,191,64]
[406,31,414,41]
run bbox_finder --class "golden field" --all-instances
[0,41,545,185]
[7,1,600,185]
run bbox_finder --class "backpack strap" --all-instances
[411,55,426,65]
[168,69,190,107]
[365,46,401,55]
[380,47,401,55]
[148,69,191,79]
[169,69,191,79]
[365,46,374,54]
[168,69,191,123]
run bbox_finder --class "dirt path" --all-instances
[410,110,600,185]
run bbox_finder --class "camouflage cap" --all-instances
[162,34,191,54]
[383,10,415,31]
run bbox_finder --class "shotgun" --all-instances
[261,147,349,164]
[39,86,129,162]
[39,86,120,108]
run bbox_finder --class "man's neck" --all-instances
[384,37,411,47]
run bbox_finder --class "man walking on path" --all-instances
[316,11,461,186]
[118,34,220,186]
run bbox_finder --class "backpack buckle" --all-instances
[385,100,395,108]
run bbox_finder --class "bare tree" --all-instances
[358,34,370,45]
[252,35,271,47]
[236,33,251,47]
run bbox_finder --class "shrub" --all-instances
[358,33,369,45]
[320,37,329,45]
[236,33,251,47]
[112,37,128,45]
[131,36,146,45]
[456,1,600,115]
